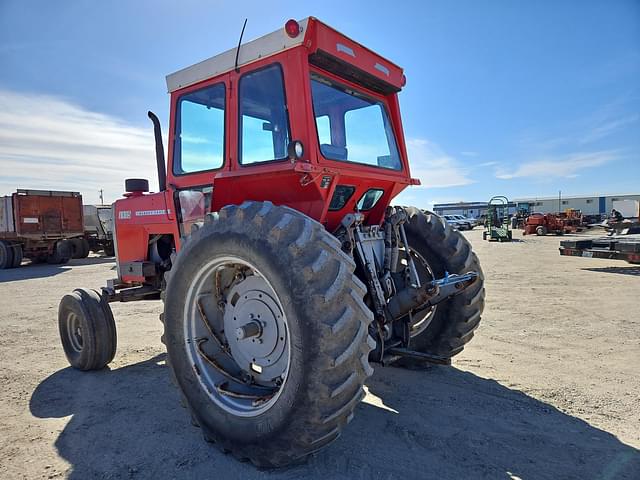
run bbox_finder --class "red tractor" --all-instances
[58,18,484,467]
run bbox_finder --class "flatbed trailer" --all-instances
[559,235,640,264]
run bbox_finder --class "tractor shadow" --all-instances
[0,256,115,283]
[582,265,640,276]
[30,357,640,480]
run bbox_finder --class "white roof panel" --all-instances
[166,18,309,93]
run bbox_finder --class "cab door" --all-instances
[166,73,230,236]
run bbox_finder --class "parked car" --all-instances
[452,214,476,229]
[443,214,471,230]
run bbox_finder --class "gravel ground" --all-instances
[0,228,638,479]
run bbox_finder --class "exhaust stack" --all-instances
[147,111,167,192]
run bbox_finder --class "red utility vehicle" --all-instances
[0,189,84,268]
[58,18,484,467]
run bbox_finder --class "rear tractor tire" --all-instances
[162,201,375,467]
[58,288,117,370]
[399,208,485,365]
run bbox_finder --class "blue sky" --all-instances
[0,0,638,206]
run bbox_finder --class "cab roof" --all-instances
[166,17,404,95]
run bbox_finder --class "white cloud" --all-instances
[0,89,158,204]
[579,114,639,144]
[405,138,473,189]
[495,150,620,180]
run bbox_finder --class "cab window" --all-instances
[174,83,225,174]
[239,64,290,165]
[310,75,401,170]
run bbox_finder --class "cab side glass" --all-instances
[357,189,384,211]
[239,64,290,165]
[174,83,225,174]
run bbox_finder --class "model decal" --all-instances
[135,209,166,217]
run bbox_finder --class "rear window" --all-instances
[310,75,401,170]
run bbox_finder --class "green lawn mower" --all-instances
[483,196,513,242]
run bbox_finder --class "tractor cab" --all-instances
[113,18,417,282]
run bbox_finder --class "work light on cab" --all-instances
[288,140,304,161]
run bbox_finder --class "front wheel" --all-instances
[58,288,117,370]
[400,208,485,363]
[162,202,374,467]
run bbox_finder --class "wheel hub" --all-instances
[223,276,288,383]
[67,312,83,352]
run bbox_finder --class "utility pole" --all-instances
[99,189,104,205]
[558,190,561,213]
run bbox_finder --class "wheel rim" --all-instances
[66,312,84,352]
[400,247,439,337]
[183,256,290,417]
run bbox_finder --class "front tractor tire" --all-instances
[162,201,374,467]
[400,208,485,364]
[58,288,117,370]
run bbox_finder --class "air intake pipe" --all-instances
[147,111,167,192]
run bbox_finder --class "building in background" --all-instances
[432,201,515,218]
[515,193,640,216]
[433,194,640,218]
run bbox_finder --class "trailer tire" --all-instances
[536,225,547,236]
[58,288,117,370]
[11,243,23,268]
[70,238,90,259]
[0,240,13,269]
[162,201,375,467]
[47,240,71,264]
[103,242,115,257]
[398,208,485,364]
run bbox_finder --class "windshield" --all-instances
[310,74,402,170]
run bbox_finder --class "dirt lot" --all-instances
[0,229,638,479]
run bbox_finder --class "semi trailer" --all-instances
[0,189,84,268]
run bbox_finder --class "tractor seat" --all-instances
[320,144,348,161]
